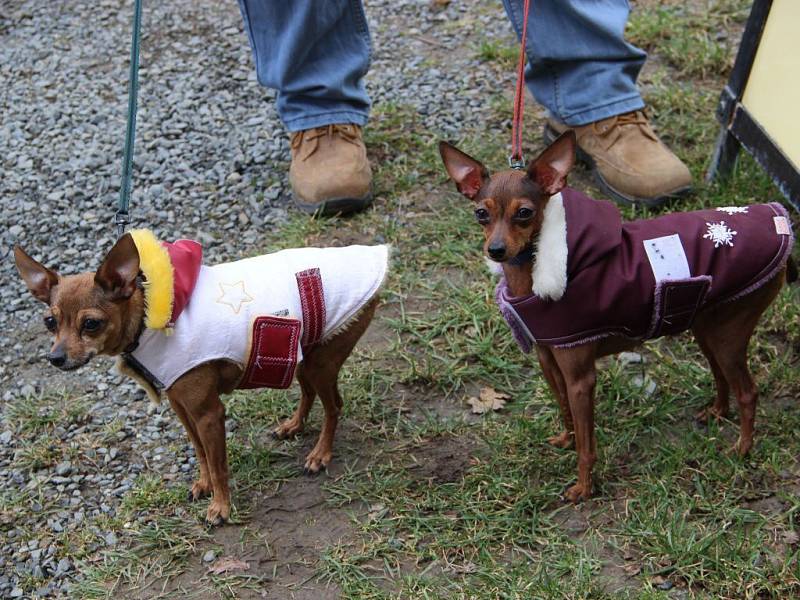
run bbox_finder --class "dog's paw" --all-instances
[563,483,591,504]
[188,479,213,502]
[272,417,304,440]
[303,449,332,475]
[547,431,574,449]
[205,500,230,527]
[694,405,728,424]
[734,436,753,457]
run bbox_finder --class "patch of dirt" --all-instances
[146,428,374,599]
[403,434,478,485]
[745,495,788,517]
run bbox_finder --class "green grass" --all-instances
[475,40,518,67]
[627,0,752,78]
[9,1,800,598]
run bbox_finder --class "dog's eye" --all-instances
[515,207,534,220]
[44,316,57,332]
[82,318,103,333]
[474,208,490,224]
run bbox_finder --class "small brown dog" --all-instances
[14,232,389,524]
[440,131,796,502]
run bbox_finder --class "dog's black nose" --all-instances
[488,243,506,260]
[48,348,66,368]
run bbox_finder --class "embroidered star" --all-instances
[716,206,749,215]
[216,281,253,314]
[703,221,737,248]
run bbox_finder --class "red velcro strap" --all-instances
[296,268,326,349]
[239,316,301,389]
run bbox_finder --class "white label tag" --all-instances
[643,234,691,283]
[774,216,790,235]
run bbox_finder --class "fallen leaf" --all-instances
[450,561,478,574]
[467,387,511,414]
[783,530,800,545]
[367,503,387,522]
[622,563,641,576]
[208,556,250,575]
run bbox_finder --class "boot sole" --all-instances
[543,124,692,209]
[293,189,374,217]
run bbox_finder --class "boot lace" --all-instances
[593,110,657,147]
[291,124,361,160]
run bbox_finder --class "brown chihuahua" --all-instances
[440,131,796,502]
[14,233,388,525]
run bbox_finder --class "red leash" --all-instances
[510,0,531,169]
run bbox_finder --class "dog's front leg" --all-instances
[192,394,230,525]
[551,344,598,503]
[536,345,573,449]
[169,368,231,526]
[169,396,212,501]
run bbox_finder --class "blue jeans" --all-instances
[237,0,372,132]
[237,0,646,130]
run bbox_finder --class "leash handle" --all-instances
[117,0,143,237]
[510,0,531,168]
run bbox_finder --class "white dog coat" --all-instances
[120,234,389,397]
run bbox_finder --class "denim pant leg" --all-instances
[237,0,372,132]
[502,0,647,126]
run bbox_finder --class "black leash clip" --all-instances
[508,155,526,170]
[115,210,130,238]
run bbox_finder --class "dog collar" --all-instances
[121,276,147,353]
[507,245,534,266]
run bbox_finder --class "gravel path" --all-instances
[0,0,517,596]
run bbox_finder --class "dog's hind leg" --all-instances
[537,345,574,449]
[693,336,730,423]
[698,327,758,456]
[302,374,343,474]
[273,363,317,439]
[693,270,785,456]
[300,298,378,474]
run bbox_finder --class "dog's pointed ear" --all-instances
[14,246,60,304]
[527,130,576,196]
[439,141,489,200]
[95,233,141,300]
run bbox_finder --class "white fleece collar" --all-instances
[531,192,568,300]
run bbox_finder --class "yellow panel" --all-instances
[741,0,800,170]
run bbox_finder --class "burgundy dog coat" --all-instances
[496,188,794,352]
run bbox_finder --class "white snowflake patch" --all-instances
[703,221,738,248]
[716,206,749,215]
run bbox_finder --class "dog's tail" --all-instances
[787,256,798,284]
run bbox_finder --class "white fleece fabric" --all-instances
[531,192,568,300]
[130,245,389,390]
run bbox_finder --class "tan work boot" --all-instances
[289,124,372,216]
[544,111,692,207]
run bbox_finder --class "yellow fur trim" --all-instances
[129,229,174,329]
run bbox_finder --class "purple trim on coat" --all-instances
[495,280,533,354]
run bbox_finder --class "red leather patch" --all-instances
[239,316,301,389]
[296,268,326,349]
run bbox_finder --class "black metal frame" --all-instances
[707,0,800,211]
